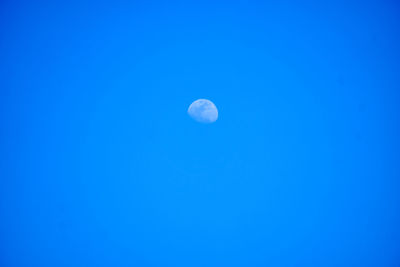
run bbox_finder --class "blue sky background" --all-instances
[1,0,400,266]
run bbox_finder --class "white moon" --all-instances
[188,99,218,123]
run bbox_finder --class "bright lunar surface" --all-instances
[188,99,218,123]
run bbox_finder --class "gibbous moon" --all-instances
[188,99,218,123]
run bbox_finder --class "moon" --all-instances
[188,99,218,123]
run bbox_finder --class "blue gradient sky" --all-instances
[1,1,400,266]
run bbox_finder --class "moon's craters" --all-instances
[188,99,218,123]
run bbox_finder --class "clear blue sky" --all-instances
[1,0,400,266]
